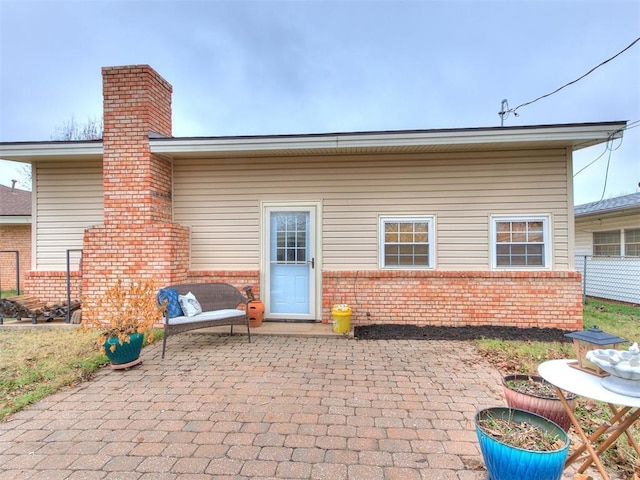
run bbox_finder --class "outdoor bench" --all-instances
[158,282,251,359]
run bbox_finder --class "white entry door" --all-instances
[264,205,317,320]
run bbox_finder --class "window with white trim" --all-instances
[594,228,640,257]
[625,228,640,256]
[593,230,621,256]
[379,216,434,269]
[492,216,550,268]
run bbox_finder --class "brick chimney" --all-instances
[82,65,190,309]
[102,65,173,225]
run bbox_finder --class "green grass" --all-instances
[0,327,163,421]
[0,328,108,420]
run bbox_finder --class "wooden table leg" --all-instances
[564,401,629,465]
[609,405,640,457]
[577,406,640,475]
[553,386,610,480]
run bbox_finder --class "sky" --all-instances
[0,0,638,206]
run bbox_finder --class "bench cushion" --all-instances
[165,308,246,326]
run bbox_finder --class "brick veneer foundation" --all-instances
[323,270,583,330]
[187,270,261,291]
[24,271,81,305]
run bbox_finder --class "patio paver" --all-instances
[0,330,588,479]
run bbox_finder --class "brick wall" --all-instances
[323,270,583,330]
[24,271,82,304]
[0,225,31,293]
[101,65,173,226]
[186,270,261,295]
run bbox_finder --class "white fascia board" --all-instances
[151,135,340,154]
[0,216,31,224]
[0,142,103,162]
[150,122,626,155]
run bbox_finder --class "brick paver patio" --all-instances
[0,332,527,479]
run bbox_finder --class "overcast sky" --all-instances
[0,0,638,205]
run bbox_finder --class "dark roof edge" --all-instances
[151,121,628,143]
[0,121,627,145]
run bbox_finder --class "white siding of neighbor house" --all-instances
[574,213,640,256]
[34,160,103,270]
[574,212,640,304]
[172,148,573,271]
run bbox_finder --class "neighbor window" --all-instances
[593,231,621,256]
[624,228,640,256]
[492,216,549,268]
[380,216,434,269]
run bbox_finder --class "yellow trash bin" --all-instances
[331,305,352,334]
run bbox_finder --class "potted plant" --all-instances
[82,278,165,369]
[502,374,577,432]
[475,406,570,480]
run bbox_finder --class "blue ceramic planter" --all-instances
[103,333,144,368]
[475,407,569,480]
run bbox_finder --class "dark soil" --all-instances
[354,324,572,342]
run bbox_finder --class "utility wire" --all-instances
[573,119,639,199]
[600,144,614,201]
[573,142,610,177]
[505,36,640,116]
[572,119,639,157]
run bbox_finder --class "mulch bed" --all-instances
[354,324,572,342]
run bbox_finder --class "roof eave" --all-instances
[0,121,626,160]
[575,206,640,219]
[0,216,31,224]
[149,122,626,156]
[0,141,103,162]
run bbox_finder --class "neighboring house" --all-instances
[0,181,32,293]
[0,65,628,329]
[574,192,640,304]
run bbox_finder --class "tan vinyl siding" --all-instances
[34,161,103,270]
[173,148,572,271]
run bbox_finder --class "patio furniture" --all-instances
[159,283,251,358]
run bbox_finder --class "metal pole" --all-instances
[15,250,19,295]
[66,249,83,323]
[582,255,588,305]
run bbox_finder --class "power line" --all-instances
[599,144,614,201]
[573,119,639,177]
[499,36,640,122]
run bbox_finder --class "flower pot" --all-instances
[502,374,577,432]
[103,332,144,369]
[475,407,570,480]
[248,300,264,327]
